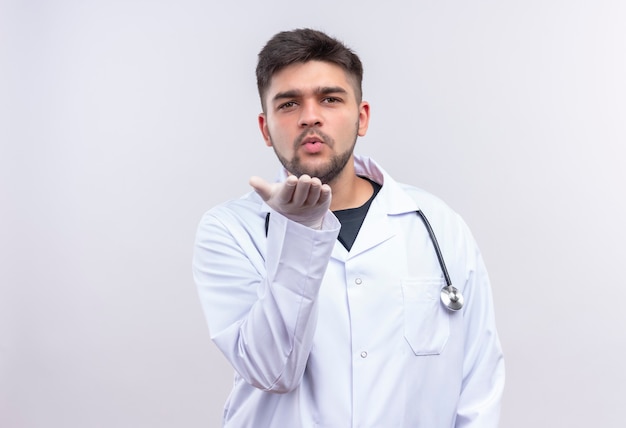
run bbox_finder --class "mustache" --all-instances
[294,129,334,148]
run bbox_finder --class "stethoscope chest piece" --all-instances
[440,285,464,311]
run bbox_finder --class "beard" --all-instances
[270,122,359,185]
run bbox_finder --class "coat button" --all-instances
[360,351,368,358]
[355,278,363,285]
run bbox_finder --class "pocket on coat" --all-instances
[401,277,450,355]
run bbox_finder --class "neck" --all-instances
[328,162,373,211]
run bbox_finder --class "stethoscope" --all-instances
[264,209,464,312]
[415,210,464,311]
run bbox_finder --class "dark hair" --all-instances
[256,28,364,109]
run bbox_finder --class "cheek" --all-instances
[336,113,360,135]
[266,124,292,151]
[268,119,292,141]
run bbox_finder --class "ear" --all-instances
[357,101,371,137]
[258,113,272,147]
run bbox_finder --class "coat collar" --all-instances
[352,155,420,215]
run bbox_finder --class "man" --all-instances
[193,28,504,427]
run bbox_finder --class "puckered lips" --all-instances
[300,135,325,154]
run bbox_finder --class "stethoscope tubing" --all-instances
[416,210,464,311]
[415,210,452,288]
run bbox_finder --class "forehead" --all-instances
[266,60,357,98]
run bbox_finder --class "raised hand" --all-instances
[249,174,332,229]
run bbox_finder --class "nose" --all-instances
[298,101,323,128]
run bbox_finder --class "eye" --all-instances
[277,101,297,110]
[322,97,341,104]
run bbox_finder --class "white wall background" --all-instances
[2,0,625,427]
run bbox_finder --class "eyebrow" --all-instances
[272,86,348,102]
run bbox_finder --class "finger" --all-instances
[291,175,312,206]
[318,184,332,207]
[304,177,323,205]
[249,176,273,201]
[276,175,298,204]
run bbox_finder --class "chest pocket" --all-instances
[401,277,450,355]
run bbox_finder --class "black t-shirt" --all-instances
[333,178,382,251]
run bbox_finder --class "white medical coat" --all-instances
[193,156,504,427]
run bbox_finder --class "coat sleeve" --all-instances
[192,205,340,393]
[455,219,505,427]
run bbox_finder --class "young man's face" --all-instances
[258,60,370,185]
